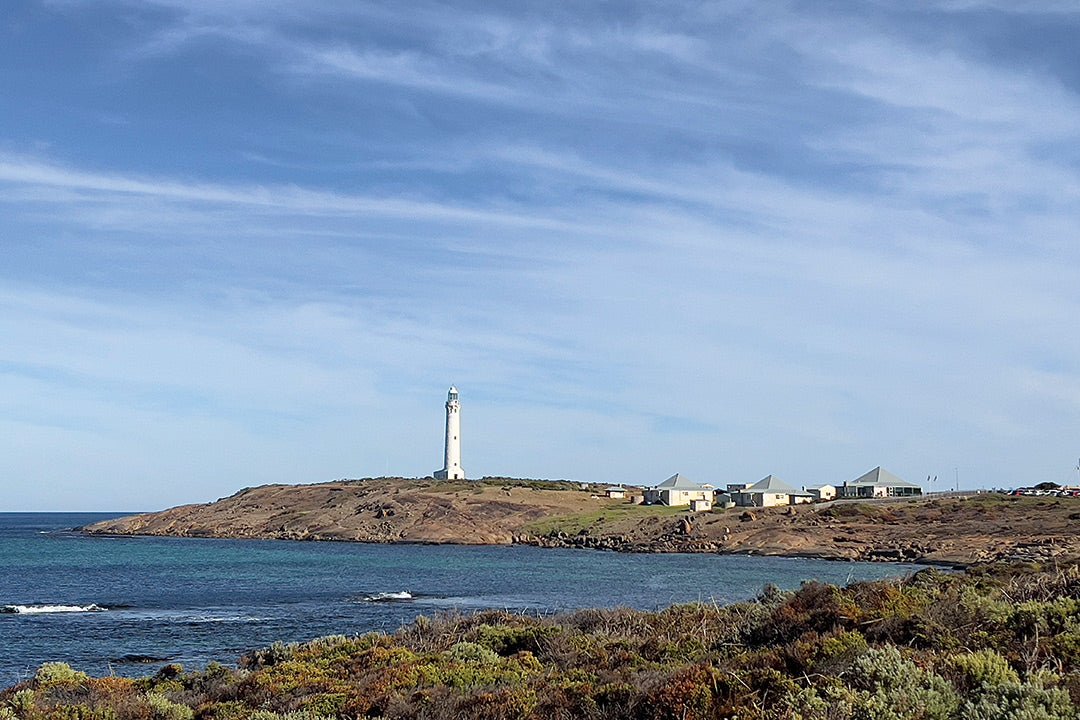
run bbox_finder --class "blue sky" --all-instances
[2,1,1079,510]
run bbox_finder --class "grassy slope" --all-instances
[5,562,1079,720]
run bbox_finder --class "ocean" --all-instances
[1,512,924,687]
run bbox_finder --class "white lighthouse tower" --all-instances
[434,386,465,480]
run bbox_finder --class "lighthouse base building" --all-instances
[434,386,465,480]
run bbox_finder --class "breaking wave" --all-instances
[184,615,264,624]
[1,603,107,614]
[362,591,413,602]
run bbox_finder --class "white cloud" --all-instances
[3,2,1080,507]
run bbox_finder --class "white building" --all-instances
[645,473,712,506]
[840,467,922,498]
[606,487,626,499]
[732,475,813,507]
[433,386,465,480]
[807,484,837,502]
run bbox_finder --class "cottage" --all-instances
[807,484,837,502]
[644,473,712,506]
[840,467,922,499]
[732,475,813,507]
[605,487,626,500]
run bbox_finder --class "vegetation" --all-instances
[5,563,1078,719]
[524,503,686,537]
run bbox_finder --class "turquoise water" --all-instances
[0,512,924,686]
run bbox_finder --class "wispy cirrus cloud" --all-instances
[3,1,1080,509]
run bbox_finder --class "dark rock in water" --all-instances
[111,653,172,664]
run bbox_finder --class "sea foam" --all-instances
[1,604,107,614]
[363,591,413,602]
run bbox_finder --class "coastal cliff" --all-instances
[83,478,1080,566]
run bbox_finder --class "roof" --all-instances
[743,474,805,495]
[848,466,920,489]
[653,473,706,491]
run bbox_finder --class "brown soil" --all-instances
[82,478,614,546]
[82,479,1080,567]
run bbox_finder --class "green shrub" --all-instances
[958,680,1075,720]
[809,629,868,675]
[297,693,346,717]
[448,642,502,666]
[145,693,193,720]
[472,624,557,656]
[196,700,248,720]
[249,712,331,720]
[34,663,89,690]
[848,647,959,720]
[949,649,1019,694]
[9,689,36,717]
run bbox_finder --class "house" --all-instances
[807,484,837,502]
[689,498,712,512]
[605,486,626,500]
[732,475,814,507]
[644,473,712,506]
[840,467,922,498]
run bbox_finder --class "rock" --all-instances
[112,653,172,664]
[740,511,756,522]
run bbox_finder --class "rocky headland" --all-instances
[83,478,1080,567]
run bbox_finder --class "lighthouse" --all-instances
[434,386,465,480]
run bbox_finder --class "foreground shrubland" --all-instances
[4,562,1078,719]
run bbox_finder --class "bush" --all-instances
[471,624,557,657]
[448,642,502,666]
[34,663,89,690]
[847,647,959,720]
[145,693,193,720]
[948,649,1019,694]
[958,680,1075,720]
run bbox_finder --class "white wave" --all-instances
[363,591,413,602]
[1,603,107,614]
[185,615,263,624]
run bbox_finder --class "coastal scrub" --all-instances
[3,562,1078,719]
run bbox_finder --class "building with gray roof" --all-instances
[840,467,922,498]
[732,475,813,507]
[644,473,713,507]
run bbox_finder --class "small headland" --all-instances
[82,478,1080,567]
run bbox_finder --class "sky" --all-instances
[2,1,1079,511]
